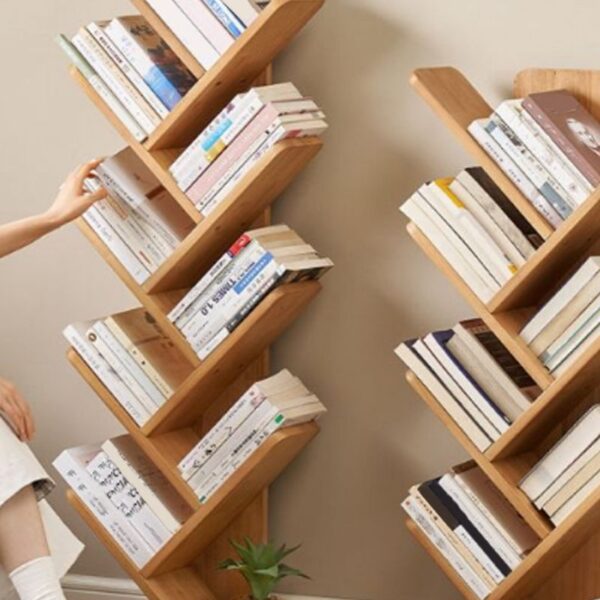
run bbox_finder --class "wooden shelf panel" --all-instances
[67,491,216,600]
[144,280,322,435]
[67,349,201,509]
[70,68,201,224]
[405,519,480,600]
[138,0,324,151]
[141,421,319,576]
[410,67,554,240]
[405,371,552,539]
[406,222,554,389]
[145,137,323,293]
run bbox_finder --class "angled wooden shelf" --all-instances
[134,0,325,150]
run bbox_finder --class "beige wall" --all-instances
[0,1,598,599]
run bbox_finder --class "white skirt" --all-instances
[0,417,84,599]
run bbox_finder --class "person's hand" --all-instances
[45,159,108,227]
[0,378,35,442]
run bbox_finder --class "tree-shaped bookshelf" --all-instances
[61,1,325,598]
[402,67,600,600]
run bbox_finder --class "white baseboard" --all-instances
[62,575,345,600]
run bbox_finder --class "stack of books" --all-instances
[520,257,600,376]
[145,0,270,69]
[469,90,598,230]
[64,309,191,427]
[168,224,333,360]
[400,167,543,303]
[57,16,197,142]
[177,369,326,503]
[54,435,192,568]
[403,465,539,600]
[169,83,327,216]
[396,319,540,451]
[84,148,194,284]
[520,405,600,526]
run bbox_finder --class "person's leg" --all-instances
[0,485,65,600]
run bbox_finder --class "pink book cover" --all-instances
[523,90,600,187]
[173,0,235,53]
[186,103,280,203]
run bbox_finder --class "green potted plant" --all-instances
[219,538,309,600]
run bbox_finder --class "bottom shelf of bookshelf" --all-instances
[67,490,216,600]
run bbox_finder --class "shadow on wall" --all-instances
[270,2,465,600]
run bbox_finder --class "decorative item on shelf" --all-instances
[219,538,309,600]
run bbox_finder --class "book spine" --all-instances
[145,0,220,69]
[201,0,245,37]
[186,104,280,203]
[172,0,235,54]
[53,453,153,567]
[72,32,159,134]
[83,206,150,284]
[86,22,170,119]
[88,324,161,413]
[179,387,264,478]
[523,97,600,187]
[87,454,171,550]
[468,120,563,229]
[496,102,591,204]
[104,20,183,111]
[222,0,260,26]
[171,93,267,189]
[486,117,574,218]
[402,496,490,600]
[551,470,600,525]
[168,233,252,323]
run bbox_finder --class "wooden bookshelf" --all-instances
[402,67,600,600]
[61,2,326,598]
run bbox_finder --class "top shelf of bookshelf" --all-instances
[131,0,324,151]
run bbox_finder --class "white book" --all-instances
[92,321,165,408]
[173,0,234,54]
[223,0,261,26]
[400,193,497,303]
[496,100,592,205]
[413,339,501,440]
[449,178,526,268]
[103,436,191,533]
[145,0,221,68]
[86,452,171,551]
[551,469,600,525]
[86,21,170,119]
[551,320,600,377]
[468,118,563,229]
[402,496,490,600]
[72,31,159,135]
[439,474,522,570]
[521,257,600,343]
[395,341,492,451]
[53,446,153,567]
[63,323,151,426]
[520,405,600,500]
[83,206,150,284]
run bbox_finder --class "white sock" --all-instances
[8,557,66,600]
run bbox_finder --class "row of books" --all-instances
[58,16,197,141]
[169,82,328,215]
[54,435,192,568]
[400,167,543,304]
[53,370,324,566]
[167,224,333,360]
[520,256,600,377]
[177,369,326,502]
[470,89,598,230]
[520,405,600,526]
[403,464,539,600]
[146,0,269,70]
[84,148,194,285]
[396,319,541,451]
[64,309,191,427]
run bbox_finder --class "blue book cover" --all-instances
[202,0,246,38]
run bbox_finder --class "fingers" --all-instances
[0,380,34,441]
[11,388,35,441]
[67,159,104,191]
[85,186,108,204]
